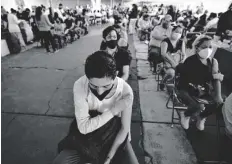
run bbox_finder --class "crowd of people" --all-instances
[1,3,114,54]
[1,1,231,163]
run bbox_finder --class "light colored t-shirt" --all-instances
[149,25,172,47]
[222,93,232,136]
[73,75,133,140]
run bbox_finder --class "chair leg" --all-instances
[171,93,175,128]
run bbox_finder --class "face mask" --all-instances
[172,33,182,40]
[198,48,213,59]
[106,40,118,49]
[89,84,114,101]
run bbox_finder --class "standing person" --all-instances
[128,4,138,35]
[35,6,57,53]
[100,26,131,81]
[148,14,173,73]
[53,51,139,164]
[8,8,26,50]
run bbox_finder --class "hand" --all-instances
[214,96,223,105]
[104,157,111,164]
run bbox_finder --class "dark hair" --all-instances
[195,36,212,49]
[11,8,17,13]
[85,51,117,79]
[102,26,120,40]
[35,7,42,21]
[172,25,182,32]
[59,3,63,6]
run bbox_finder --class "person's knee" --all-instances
[166,68,175,78]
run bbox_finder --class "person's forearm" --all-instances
[121,73,129,81]
[163,54,177,67]
[213,80,222,98]
[106,128,128,159]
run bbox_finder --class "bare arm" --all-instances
[106,83,133,161]
[121,65,130,81]
[160,42,177,67]
[180,40,187,62]
[45,15,54,27]
[211,58,223,103]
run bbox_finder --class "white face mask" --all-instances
[172,33,182,40]
[198,48,213,59]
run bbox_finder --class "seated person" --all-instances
[148,14,173,73]
[113,24,128,50]
[204,13,218,32]
[137,14,152,43]
[222,93,232,139]
[100,26,131,81]
[215,3,232,41]
[178,35,224,130]
[160,25,186,90]
[53,51,139,164]
[64,13,76,43]
[53,17,65,48]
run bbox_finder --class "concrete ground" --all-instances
[2,25,232,164]
[1,25,144,164]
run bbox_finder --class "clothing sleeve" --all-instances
[73,78,114,135]
[111,81,133,118]
[121,50,132,66]
[13,15,20,24]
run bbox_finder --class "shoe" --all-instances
[180,113,190,130]
[144,40,149,44]
[53,49,59,53]
[196,117,206,131]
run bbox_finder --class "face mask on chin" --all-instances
[106,40,118,49]
[89,84,114,101]
[198,48,213,59]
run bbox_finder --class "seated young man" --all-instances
[178,35,224,130]
[64,13,76,43]
[52,51,139,164]
[100,26,131,81]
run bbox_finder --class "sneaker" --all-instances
[53,49,59,53]
[180,113,190,129]
[144,40,149,44]
[196,117,206,131]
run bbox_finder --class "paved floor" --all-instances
[2,25,232,164]
[1,25,144,164]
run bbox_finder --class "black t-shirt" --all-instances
[113,47,131,77]
[64,18,73,29]
[162,38,182,54]
[178,55,213,90]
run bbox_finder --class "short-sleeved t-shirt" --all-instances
[100,45,131,77]
[111,47,131,77]
[64,18,73,29]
